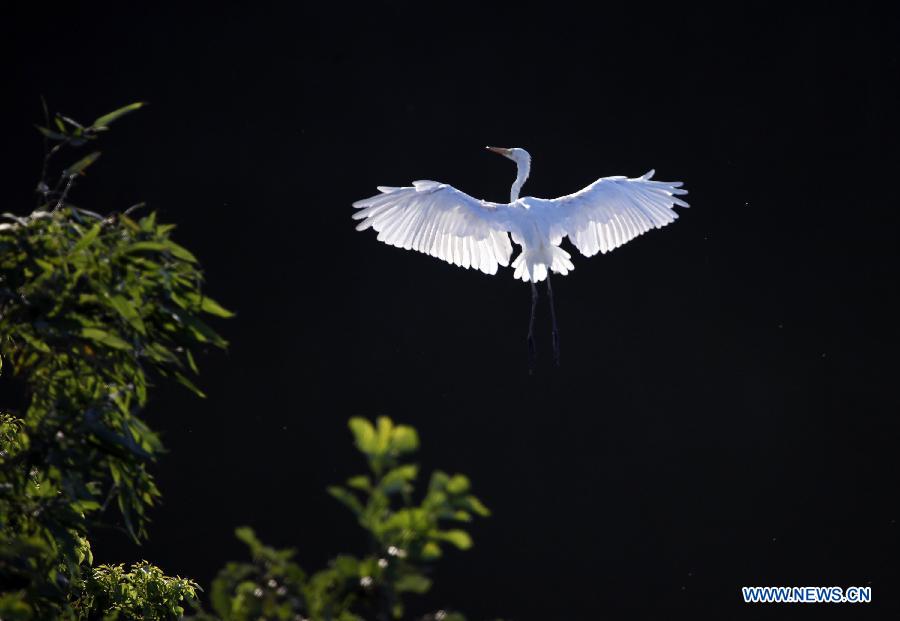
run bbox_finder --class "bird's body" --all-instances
[353,147,688,283]
[352,147,688,368]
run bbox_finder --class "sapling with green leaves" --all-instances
[201,416,488,621]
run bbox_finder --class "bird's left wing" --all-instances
[527,170,689,257]
[353,181,513,275]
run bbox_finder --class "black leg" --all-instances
[528,281,538,373]
[547,275,560,366]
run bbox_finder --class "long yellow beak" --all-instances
[486,146,512,156]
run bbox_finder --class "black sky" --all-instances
[4,2,900,618]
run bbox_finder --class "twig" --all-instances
[37,96,50,207]
[100,483,120,512]
[52,175,76,212]
[123,203,146,217]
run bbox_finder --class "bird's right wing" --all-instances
[352,181,513,275]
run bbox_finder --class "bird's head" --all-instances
[486,146,531,167]
[486,146,532,202]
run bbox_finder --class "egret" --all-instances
[352,147,688,369]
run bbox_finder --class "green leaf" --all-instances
[163,240,197,262]
[18,331,51,353]
[145,342,177,364]
[421,541,442,560]
[81,327,131,350]
[429,471,450,492]
[92,102,145,129]
[390,425,419,453]
[34,258,55,272]
[394,573,432,594]
[234,526,257,545]
[446,475,470,495]
[185,348,199,374]
[200,296,233,317]
[119,213,142,232]
[70,223,101,253]
[124,241,168,255]
[348,418,377,453]
[72,499,102,514]
[327,486,364,515]
[234,527,265,557]
[381,464,418,493]
[177,313,228,348]
[376,416,393,453]
[175,372,206,398]
[141,210,158,231]
[89,422,153,460]
[331,554,361,576]
[346,475,371,491]
[63,151,101,177]
[185,292,234,317]
[35,125,67,140]
[122,239,198,262]
[0,592,32,617]
[106,294,146,334]
[434,529,472,550]
[464,495,491,517]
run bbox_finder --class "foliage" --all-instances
[72,562,200,620]
[1,101,498,621]
[0,102,229,619]
[200,416,487,621]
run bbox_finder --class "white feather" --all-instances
[353,152,688,283]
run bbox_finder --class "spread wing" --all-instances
[526,170,689,257]
[352,181,513,275]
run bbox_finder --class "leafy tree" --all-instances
[197,416,487,621]
[1,102,499,620]
[0,102,229,619]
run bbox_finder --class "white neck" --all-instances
[510,156,530,202]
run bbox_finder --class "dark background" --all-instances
[4,2,900,618]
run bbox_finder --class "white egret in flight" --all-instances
[353,147,688,369]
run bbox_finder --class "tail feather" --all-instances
[512,244,574,282]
